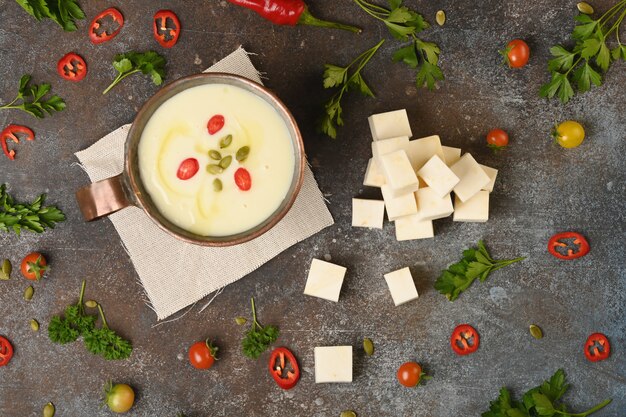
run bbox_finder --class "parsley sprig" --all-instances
[0,184,66,235]
[241,297,279,359]
[0,75,66,118]
[483,369,612,417]
[103,51,167,95]
[15,0,85,32]
[540,0,626,103]
[354,0,444,90]
[434,240,525,301]
[318,39,384,139]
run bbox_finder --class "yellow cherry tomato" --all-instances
[553,121,585,148]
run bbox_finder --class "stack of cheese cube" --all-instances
[353,109,498,240]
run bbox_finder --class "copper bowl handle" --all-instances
[75,174,133,221]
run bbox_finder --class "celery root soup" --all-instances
[138,83,296,236]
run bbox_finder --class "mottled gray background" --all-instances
[0,0,624,416]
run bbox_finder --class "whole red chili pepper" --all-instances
[1,124,35,160]
[153,10,181,48]
[57,53,87,82]
[548,232,590,260]
[227,0,361,33]
[89,8,124,44]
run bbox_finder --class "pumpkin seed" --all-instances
[209,150,222,160]
[363,338,374,356]
[219,134,233,149]
[207,164,224,175]
[43,402,55,417]
[1,259,11,279]
[30,319,40,332]
[219,155,233,170]
[529,324,543,339]
[577,2,594,14]
[340,411,357,417]
[24,285,34,301]
[235,317,247,326]
[236,146,250,162]
[213,178,223,192]
[85,300,98,308]
[436,10,446,26]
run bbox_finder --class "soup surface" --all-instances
[138,83,295,236]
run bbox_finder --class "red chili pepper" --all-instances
[227,0,361,33]
[89,8,124,44]
[153,10,181,48]
[584,333,610,362]
[0,336,14,367]
[207,115,225,135]
[177,158,200,180]
[450,324,480,355]
[268,347,300,390]
[234,168,252,191]
[1,124,35,160]
[57,53,87,82]
[548,232,590,260]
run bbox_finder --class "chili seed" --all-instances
[235,317,247,326]
[577,2,594,14]
[236,146,250,162]
[363,338,374,356]
[213,178,223,192]
[1,259,11,279]
[24,285,34,301]
[85,300,98,308]
[219,155,233,170]
[436,10,446,26]
[207,164,224,175]
[529,324,543,339]
[209,150,222,160]
[43,402,55,417]
[30,319,40,332]
[340,411,357,417]
[219,134,233,149]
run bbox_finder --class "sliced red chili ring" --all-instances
[548,232,590,260]
[584,333,610,362]
[1,124,35,160]
[153,10,181,48]
[89,7,124,44]
[268,347,300,390]
[450,324,480,355]
[57,53,87,82]
[0,336,14,367]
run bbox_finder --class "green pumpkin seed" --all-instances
[235,317,247,326]
[209,150,222,160]
[340,411,357,417]
[207,164,224,175]
[43,402,55,417]
[436,10,446,26]
[30,319,40,332]
[219,155,233,170]
[236,146,250,162]
[213,178,223,192]
[24,285,34,301]
[529,324,543,339]
[363,338,374,356]
[85,300,98,308]
[577,2,594,14]
[219,134,233,149]
[1,259,11,279]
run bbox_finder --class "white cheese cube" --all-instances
[363,158,386,187]
[303,259,347,302]
[381,185,418,220]
[379,150,420,197]
[384,267,419,306]
[442,146,462,166]
[371,136,410,161]
[453,191,489,222]
[415,187,454,220]
[352,198,385,229]
[394,215,434,241]
[368,109,412,141]
[403,135,445,172]
[314,346,353,383]
[450,154,491,202]
[480,164,498,192]
[417,155,460,198]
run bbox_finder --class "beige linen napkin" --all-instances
[75,47,334,320]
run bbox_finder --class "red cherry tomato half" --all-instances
[234,168,252,191]
[397,362,423,387]
[177,158,199,180]
[153,10,181,48]
[504,39,530,68]
[451,324,480,355]
[584,333,610,362]
[57,53,87,82]
[486,128,509,150]
[268,347,301,390]
[548,232,590,260]
[0,336,14,367]
[188,340,218,369]
[207,115,225,135]
[89,8,124,45]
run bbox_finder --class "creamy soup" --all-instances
[138,83,295,236]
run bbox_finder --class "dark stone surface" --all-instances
[0,0,624,416]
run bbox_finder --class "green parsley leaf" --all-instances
[103,51,167,95]
[539,72,574,103]
[15,0,84,32]
[573,62,602,92]
[0,75,65,118]
[416,61,444,90]
[611,44,626,60]
[0,184,66,235]
[241,297,279,359]
[547,46,577,71]
[323,65,348,88]
[572,14,598,40]
[393,44,419,68]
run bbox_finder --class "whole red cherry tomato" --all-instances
[486,128,509,151]
[189,339,218,369]
[21,252,48,281]
[502,39,530,68]
[397,362,427,387]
